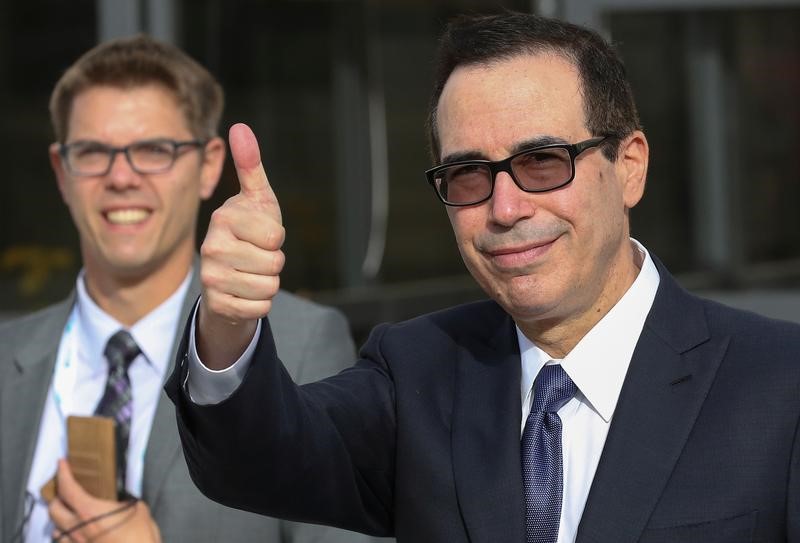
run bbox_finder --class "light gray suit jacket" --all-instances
[0,268,377,542]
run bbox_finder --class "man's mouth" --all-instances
[105,208,151,225]
[484,238,558,269]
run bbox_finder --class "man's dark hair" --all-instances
[428,11,641,162]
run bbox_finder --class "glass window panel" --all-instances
[609,7,800,285]
[0,1,96,315]
[180,0,529,293]
[607,12,694,273]
[731,9,800,266]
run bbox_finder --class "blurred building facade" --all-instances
[1,0,798,340]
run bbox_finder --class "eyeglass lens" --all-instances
[65,140,179,175]
[434,147,572,204]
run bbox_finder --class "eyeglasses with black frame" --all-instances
[59,138,207,177]
[426,136,608,206]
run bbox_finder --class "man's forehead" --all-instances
[66,83,190,138]
[70,82,182,112]
[436,53,586,158]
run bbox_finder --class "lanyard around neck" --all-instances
[51,307,80,419]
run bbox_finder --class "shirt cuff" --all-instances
[186,300,262,405]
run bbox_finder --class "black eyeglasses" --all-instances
[425,136,608,206]
[59,138,207,177]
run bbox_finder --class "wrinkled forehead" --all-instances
[435,53,587,159]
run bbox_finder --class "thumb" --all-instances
[229,123,281,218]
[55,459,91,507]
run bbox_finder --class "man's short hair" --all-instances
[428,11,641,162]
[49,34,223,142]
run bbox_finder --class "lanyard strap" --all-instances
[51,307,79,419]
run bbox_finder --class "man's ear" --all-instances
[618,130,649,209]
[49,142,70,203]
[199,136,226,200]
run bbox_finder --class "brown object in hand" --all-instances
[40,416,118,502]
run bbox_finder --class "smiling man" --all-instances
[168,11,800,543]
[0,35,372,543]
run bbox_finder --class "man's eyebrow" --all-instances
[509,135,568,154]
[440,150,486,164]
[64,139,106,146]
[439,135,570,165]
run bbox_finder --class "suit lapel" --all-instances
[576,263,729,543]
[142,265,201,506]
[452,306,526,543]
[1,298,72,541]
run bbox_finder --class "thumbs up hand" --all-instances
[196,123,285,368]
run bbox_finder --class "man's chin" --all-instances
[99,254,157,279]
[494,282,561,319]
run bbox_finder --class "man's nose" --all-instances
[489,171,535,226]
[105,151,141,189]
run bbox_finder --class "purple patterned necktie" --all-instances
[521,364,577,543]
[94,329,140,496]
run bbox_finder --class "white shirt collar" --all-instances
[74,269,192,379]
[517,239,660,422]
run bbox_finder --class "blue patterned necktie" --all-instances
[94,329,140,496]
[521,364,577,543]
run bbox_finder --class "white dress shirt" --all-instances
[187,240,660,543]
[518,240,659,542]
[186,304,261,405]
[23,270,191,543]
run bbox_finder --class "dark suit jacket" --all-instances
[168,260,800,543]
[0,268,378,542]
